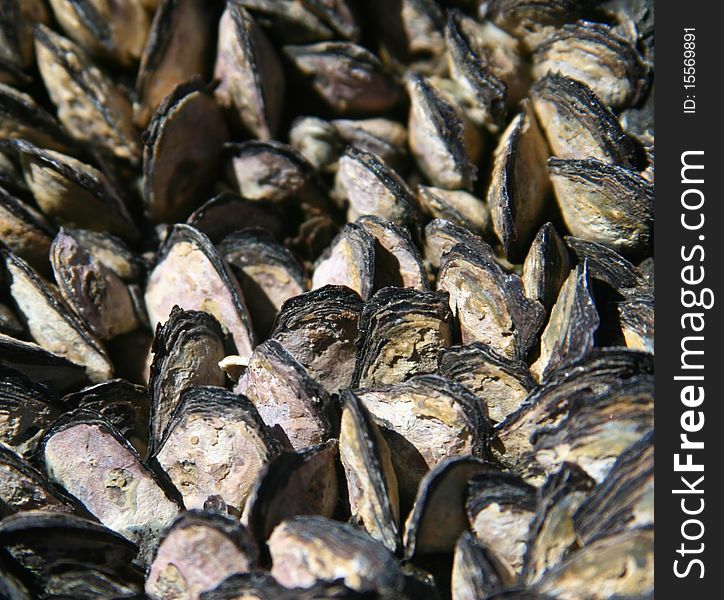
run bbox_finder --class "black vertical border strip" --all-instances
[656,1,723,595]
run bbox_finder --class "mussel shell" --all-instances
[439,343,535,425]
[565,236,646,294]
[535,527,653,599]
[357,215,428,292]
[271,285,363,393]
[0,366,63,456]
[523,463,595,585]
[485,0,598,39]
[437,243,545,361]
[214,3,284,139]
[268,515,404,595]
[285,42,400,114]
[531,261,600,381]
[487,99,550,261]
[0,333,87,393]
[574,431,653,544]
[312,223,375,301]
[417,186,490,238]
[47,0,150,67]
[0,444,75,516]
[34,559,144,599]
[532,21,649,110]
[406,72,478,191]
[336,147,420,234]
[452,531,514,600]
[289,116,343,172]
[242,440,340,547]
[522,223,571,313]
[40,410,181,562]
[0,82,74,152]
[147,307,227,452]
[0,185,54,276]
[221,228,307,340]
[0,0,50,72]
[423,218,494,272]
[2,249,114,383]
[531,73,637,167]
[34,24,140,164]
[234,339,334,451]
[50,229,140,340]
[235,0,335,45]
[301,0,359,41]
[187,192,285,244]
[548,157,653,257]
[134,0,213,128]
[61,228,144,283]
[62,378,150,457]
[333,118,409,174]
[145,224,256,359]
[143,81,229,223]
[353,286,453,388]
[16,141,138,241]
[339,390,400,553]
[146,510,259,600]
[617,293,654,354]
[0,509,138,575]
[403,455,492,558]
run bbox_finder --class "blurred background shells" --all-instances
[0,0,654,597]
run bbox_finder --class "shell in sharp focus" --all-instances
[355,374,492,507]
[234,339,334,451]
[154,386,282,515]
[423,218,495,272]
[270,285,363,393]
[523,463,596,585]
[531,73,638,168]
[0,333,87,393]
[40,410,181,564]
[353,286,453,388]
[617,292,654,354]
[0,366,63,457]
[0,82,74,152]
[16,141,138,242]
[50,229,140,341]
[452,531,515,600]
[465,471,538,576]
[487,99,551,262]
[403,455,493,559]
[0,185,54,277]
[147,307,227,453]
[532,21,650,110]
[339,389,400,553]
[531,261,600,382]
[439,343,536,425]
[242,440,340,546]
[2,249,114,383]
[134,0,213,128]
[220,228,308,341]
[187,193,285,245]
[573,431,653,545]
[145,511,259,600]
[47,0,150,68]
[496,349,653,480]
[144,224,256,359]
[311,223,375,301]
[522,223,571,314]
[535,527,654,600]
[417,186,491,239]
[62,378,150,457]
[437,243,545,361]
[59,228,144,283]
[336,146,421,234]
[357,215,428,292]
[548,157,654,258]
[214,3,284,140]
[34,24,140,165]
[285,41,400,115]
[143,81,229,224]
[406,72,480,191]
[268,516,404,595]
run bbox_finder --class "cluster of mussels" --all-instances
[0,0,654,598]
